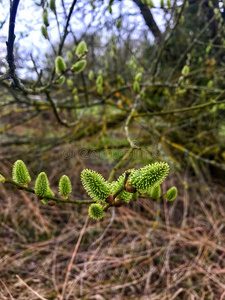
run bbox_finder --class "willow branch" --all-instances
[58,0,77,55]
[134,99,225,117]
[6,0,20,79]
[45,92,78,128]
[168,14,216,81]
[0,171,94,205]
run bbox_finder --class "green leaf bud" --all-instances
[59,175,72,198]
[97,85,103,94]
[72,87,78,94]
[206,45,212,54]
[128,162,170,193]
[56,76,65,85]
[12,160,31,185]
[167,0,171,8]
[41,26,49,39]
[88,203,104,220]
[75,41,88,57]
[49,0,56,13]
[73,95,79,102]
[116,19,121,28]
[71,60,87,74]
[207,80,213,87]
[166,187,178,202]
[67,79,74,87]
[160,0,164,8]
[55,56,67,75]
[43,8,49,27]
[96,73,103,85]
[35,172,50,197]
[81,169,111,203]
[108,5,112,13]
[135,72,142,82]
[88,70,95,80]
[181,65,190,77]
[66,51,73,60]
[133,81,140,93]
[150,185,161,200]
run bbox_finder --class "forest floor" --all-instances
[0,159,225,300]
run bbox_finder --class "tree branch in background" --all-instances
[58,0,77,55]
[132,0,162,41]
[6,0,20,81]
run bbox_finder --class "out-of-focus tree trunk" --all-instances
[132,0,162,42]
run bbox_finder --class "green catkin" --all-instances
[133,81,140,93]
[167,0,171,8]
[55,56,67,75]
[59,175,72,197]
[35,172,50,197]
[56,76,65,85]
[41,26,48,39]
[135,72,142,82]
[43,8,49,27]
[96,73,103,85]
[88,203,104,220]
[66,51,73,60]
[81,169,111,203]
[72,60,87,74]
[88,70,94,80]
[12,160,31,185]
[150,185,161,200]
[166,187,178,202]
[75,41,88,57]
[181,65,190,76]
[49,0,56,13]
[97,85,103,94]
[67,79,74,87]
[111,173,132,203]
[129,162,170,193]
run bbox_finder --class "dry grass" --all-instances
[0,163,225,300]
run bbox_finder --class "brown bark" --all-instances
[132,0,162,42]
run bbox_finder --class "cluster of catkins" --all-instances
[81,162,177,220]
[8,160,177,220]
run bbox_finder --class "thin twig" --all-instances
[0,280,15,300]
[0,171,94,205]
[134,99,225,117]
[60,215,89,300]
[58,0,77,55]
[16,275,47,300]
[45,92,78,128]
